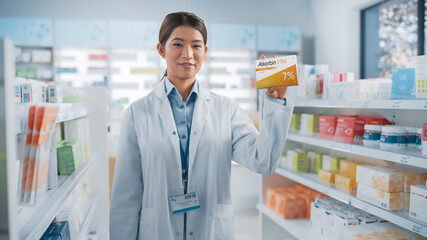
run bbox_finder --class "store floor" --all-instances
[234,210,259,240]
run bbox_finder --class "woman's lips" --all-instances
[180,63,194,69]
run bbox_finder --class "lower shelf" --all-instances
[274,167,427,237]
[78,195,99,240]
[257,204,313,240]
[18,156,98,240]
[351,198,427,237]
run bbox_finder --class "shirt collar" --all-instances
[164,77,199,102]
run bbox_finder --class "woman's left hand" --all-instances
[260,55,288,99]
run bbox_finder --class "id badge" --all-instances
[169,191,200,214]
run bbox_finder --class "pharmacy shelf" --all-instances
[15,103,89,134]
[351,197,427,237]
[77,195,99,240]
[257,204,312,240]
[287,133,427,169]
[56,103,89,123]
[275,168,352,204]
[291,99,427,110]
[18,156,98,240]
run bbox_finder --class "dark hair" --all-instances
[159,12,208,79]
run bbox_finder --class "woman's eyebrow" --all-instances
[171,38,203,43]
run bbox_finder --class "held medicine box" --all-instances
[255,55,299,89]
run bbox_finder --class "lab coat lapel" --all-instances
[152,81,181,169]
[188,87,211,178]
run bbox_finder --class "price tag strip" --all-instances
[169,192,200,215]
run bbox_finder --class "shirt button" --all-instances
[190,232,194,235]
[172,131,176,135]
[193,131,197,135]
[182,135,187,139]
[179,104,184,108]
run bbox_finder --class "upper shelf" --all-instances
[16,103,89,134]
[287,133,427,169]
[290,99,427,110]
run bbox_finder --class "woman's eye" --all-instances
[173,43,182,47]
[193,45,202,48]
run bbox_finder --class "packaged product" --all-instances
[356,166,404,192]
[334,116,366,144]
[335,173,357,194]
[318,169,336,186]
[357,183,405,211]
[307,151,322,173]
[255,55,299,89]
[322,155,340,171]
[338,159,358,176]
[319,115,336,140]
[409,185,427,223]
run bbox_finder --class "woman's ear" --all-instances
[204,45,208,55]
[157,43,166,59]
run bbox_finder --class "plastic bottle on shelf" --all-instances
[416,128,422,149]
[380,126,407,150]
[404,127,418,148]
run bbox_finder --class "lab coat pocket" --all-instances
[138,207,156,238]
[214,204,234,240]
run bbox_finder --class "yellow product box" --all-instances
[318,169,337,186]
[357,183,405,211]
[356,166,404,192]
[339,159,359,176]
[335,173,357,194]
[255,55,299,89]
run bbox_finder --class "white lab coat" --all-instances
[110,80,293,240]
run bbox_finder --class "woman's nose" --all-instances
[182,45,193,59]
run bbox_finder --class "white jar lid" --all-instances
[364,124,383,131]
[417,128,423,134]
[404,127,418,134]
[381,126,407,134]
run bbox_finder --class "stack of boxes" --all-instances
[356,166,427,211]
[334,160,359,194]
[266,183,326,220]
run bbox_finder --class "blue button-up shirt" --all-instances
[165,78,199,183]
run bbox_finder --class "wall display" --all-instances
[257,26,300,52]
[109,21,159,48]
[55,20,107,47]
[0,18,53,46]
[210,24,256,50]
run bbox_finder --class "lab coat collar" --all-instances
[151,78,213,101]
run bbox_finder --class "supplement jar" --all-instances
[363,124,383,147]
[405,127,418,148]
[380,126,407,150]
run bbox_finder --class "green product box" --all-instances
[291,151,308,173]
[26,68,37,79]
[290,113,301,132]
[307,151,323,173]
[322,155,340,171]
[16,67,28,78]
[57,140,83,175]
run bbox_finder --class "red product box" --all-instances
[334,116,366,144]
[365,118,392,125]
[319,116,337,140]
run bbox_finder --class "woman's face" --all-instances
[157,25,208,83]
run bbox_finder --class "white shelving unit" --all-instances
[257,204,312,240]
[0,38,109,240]
[77,195,99,240]
[287,133,427,169]
[259,97,427,239]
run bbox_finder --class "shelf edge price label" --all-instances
[362,100,370,108]
[361,203,370,212]
[400,155,409,164]
[412,224,422,234]
[392,100,402,108]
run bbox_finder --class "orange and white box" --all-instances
[357,183,405,211]
[409,185,427,223]
[391,168,427,192]
[255,55,299,89]
[356,166,404,192]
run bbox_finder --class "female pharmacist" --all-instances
[110,11,293,240]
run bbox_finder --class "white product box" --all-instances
[409,185,427,223]
[357,183,405,211]
[356,166,404,192]
[423,124,427,155]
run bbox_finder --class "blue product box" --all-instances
[391,68,416,99]
[40,221,70,240]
